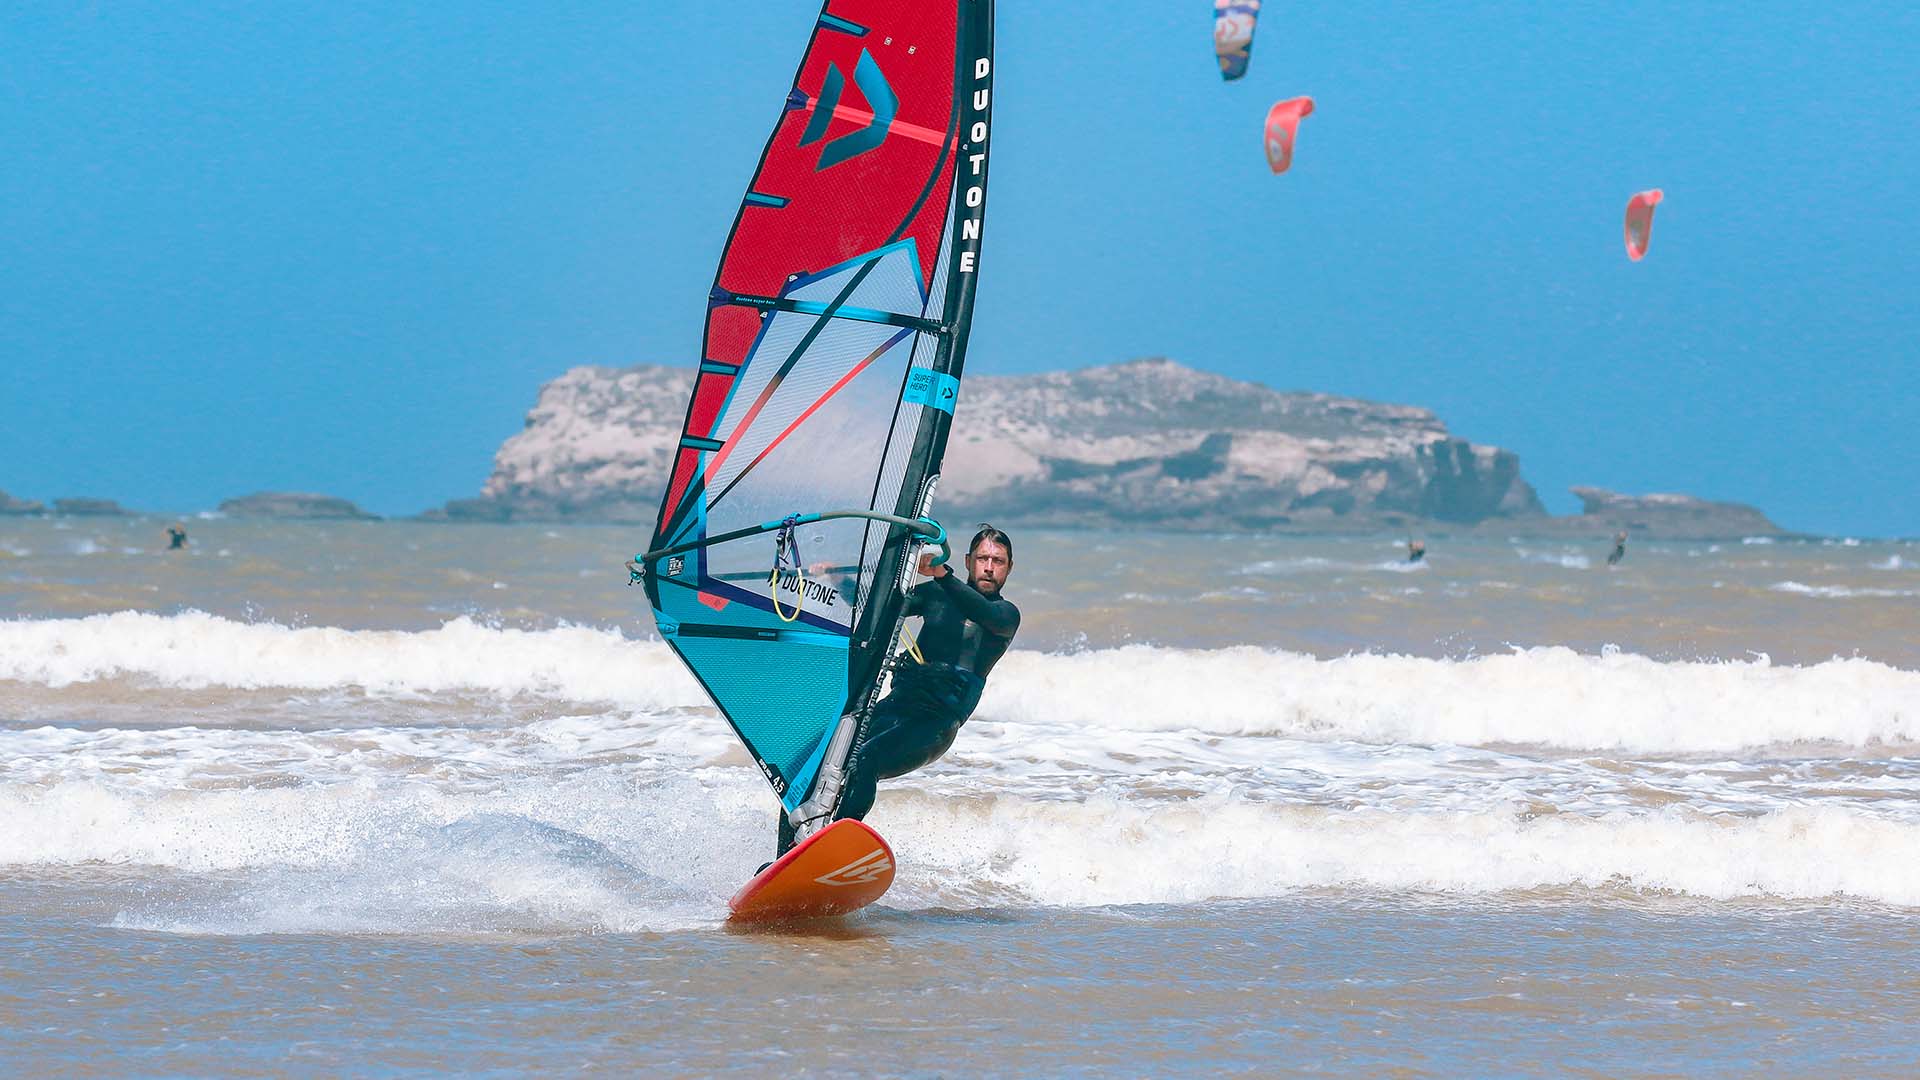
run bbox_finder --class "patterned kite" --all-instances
[1214,1,1261,81]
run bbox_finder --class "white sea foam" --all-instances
[1370,559,1426,573]
[1513,547,1592,569]
[14,773,1920,925]
[1238,557,1335,575]
[1770,581,1918,600]
[882,794,1920,909]
[1240,556,1424,576]
[88,776,760,934]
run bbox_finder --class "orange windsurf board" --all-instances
[727,818,895,922]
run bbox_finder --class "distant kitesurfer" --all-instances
[1407,539,1426,564]
[777,524,1021,857]
[1606,531,1627,566]
[165,523,188,550]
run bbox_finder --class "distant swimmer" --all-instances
[1407,539,1426,564]
[1606,531,1627,566]
[165,523,188,550]
[776,525,1021,858]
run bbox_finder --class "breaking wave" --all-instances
[5,612,1917,753]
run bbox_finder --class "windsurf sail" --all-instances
[635,0,995,825]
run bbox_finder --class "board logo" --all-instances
[800,50,897,171]
[814,848,893,886]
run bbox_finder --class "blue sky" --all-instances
[4,2,1916,535]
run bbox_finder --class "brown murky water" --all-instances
[3,518,1919,1074]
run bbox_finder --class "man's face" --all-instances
[966,540,1012,595]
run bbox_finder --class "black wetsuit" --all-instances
[778,571,1019,854]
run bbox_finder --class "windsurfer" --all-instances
[777,524,1021,856]
[1407,539,1426,563]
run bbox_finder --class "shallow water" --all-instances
[3,518,1919,1074]
[8,882,1920,1076]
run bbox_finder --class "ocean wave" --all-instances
[0,611,700,708]
[981,645,1920,753]
[5,613,1918,753]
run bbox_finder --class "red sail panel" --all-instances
[704,307,764,376]
[714,0,961,320]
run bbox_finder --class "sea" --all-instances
[4,515,1920,1076]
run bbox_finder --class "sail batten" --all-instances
[642,0,995,813]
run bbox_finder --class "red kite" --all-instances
[1624,189,1663,261]
[1264,96,1315,174]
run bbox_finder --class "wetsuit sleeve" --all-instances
[932,572,1020,638]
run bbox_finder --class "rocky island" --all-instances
[219,492,380,521]
[1536,486,1784,541]
[428,358,1785,538]
[0,490,46,515]
[52,498,131,517]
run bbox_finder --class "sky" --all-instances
[4,2,1916,535]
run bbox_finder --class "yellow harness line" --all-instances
[897,619,925,665]
[769,567,804,622]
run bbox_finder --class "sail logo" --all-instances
[957,56,990,274]
[760,760,787,796]
[902,369,960,414]
[772,570,840,610]
[800,50,897,171]
[815,848,893,887]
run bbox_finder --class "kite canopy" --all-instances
[1213,0,1261,81]
[1624,189,1664,261]
[1264,96,1314,174]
